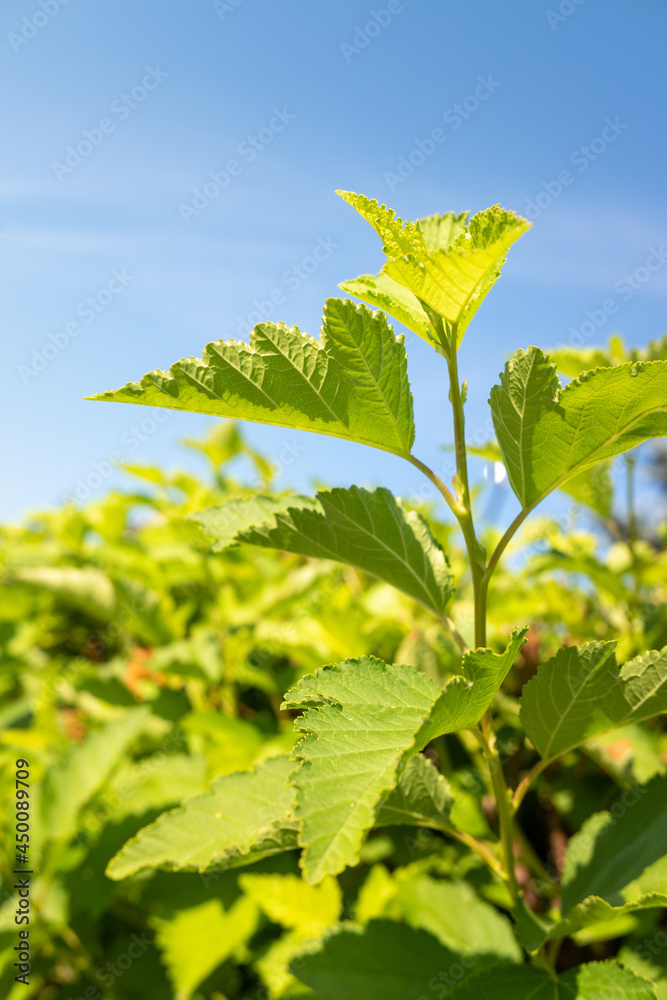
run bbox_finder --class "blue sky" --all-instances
[1,0,666,525]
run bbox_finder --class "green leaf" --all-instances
[540,778,667,942]
[336,190,428,258]
[418,211,470,251]
[558,461,613,518]
[549,894,667,943]
[618,945,667,1000]
[239,873,342,934]
[393,876,522,960]
[41,707,150,842]
[240,874,341,999]
[105,755,298,880]
[88,298,415,458]
[419,627,528,743]
[375,753,454,829]
[282,657,441,883]
[490,348,667,510]
[292,922,658,999]
[194,486,453,618]
[339,271,433,345]
[562,779,667,910]
[520,642,667,762]
[192,494,320,551]
[466,439,612,516]
[153,895,259,1000]
[338,211,470,348]
[292,921,489,999]
[383,206,531,342]
[282,636,526,884]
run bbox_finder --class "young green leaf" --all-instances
[520,642,667,762]
[282,657,441,884]
[383,206,531,342]
[339,271,434,345]
[336,190,429,258]
[105,755,298,880]
[419,627,528,743]
[239,873,342,997]
[490,348,667,510]
[338,212,470,347]
[292,921,657,999]
[417,211,470,251]
[374,753,454,829]
[194,486,454,618]
[88,298,415,458]
[153,896,259,1000]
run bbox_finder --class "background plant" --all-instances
[1,192,667,998]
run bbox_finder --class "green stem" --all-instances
[483,505,530,588]
[445,341,487,647]
[626,453,637,546]
[410,329,527,902]
[406,454,459,516]
[513,757,550,811]
[437,823,505,879]
[472,726,520,901]
[432,821,506,880]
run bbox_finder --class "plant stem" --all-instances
[512,757,550,810]
[471,726,520,901]
[626,453,637,546]
[411,330,528,901]
[406,454,459,516]
[446,342,487,647]
[437,823,505,878]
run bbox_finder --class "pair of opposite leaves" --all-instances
[87,190,667,516]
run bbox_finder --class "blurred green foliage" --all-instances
[1,421,666,999]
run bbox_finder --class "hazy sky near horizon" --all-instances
[1,0,666,524]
